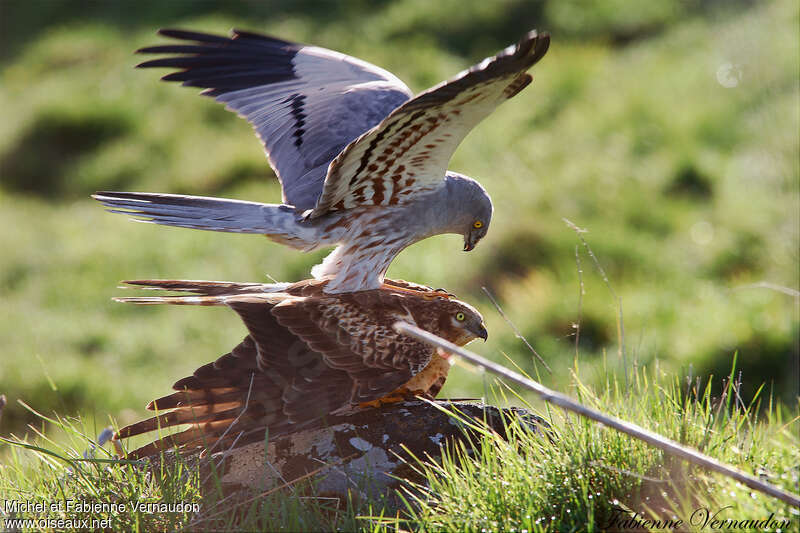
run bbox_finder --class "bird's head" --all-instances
[436,297,488,346]
[443,172,493,252]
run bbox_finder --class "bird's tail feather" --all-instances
[113,279,291,306]
[113,294,228,306]
[93,191,297,235]
[115,337,290,459]
[120,279,290,295]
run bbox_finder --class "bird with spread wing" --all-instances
[113,277,487,458]
[94,29,549,293]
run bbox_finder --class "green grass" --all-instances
[1,362,797,531]
[392,372,799,531]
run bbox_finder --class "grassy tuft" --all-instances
[380,363,799,531]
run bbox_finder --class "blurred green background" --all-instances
[1,0,797,437]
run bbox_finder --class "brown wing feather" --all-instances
[270,292,436,403]
[115,293,416,457]
[115,337,288,458]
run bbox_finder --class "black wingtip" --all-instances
[533,32,551,62]
[157,28,230,42]
[151,27,296,48]
[157,28,179,38]
[231,28,261,40]
[515,30,550,64]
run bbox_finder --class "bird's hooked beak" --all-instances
[463,233,479,252]
[472,322,489,342]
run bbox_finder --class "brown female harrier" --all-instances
[113,278,486,457]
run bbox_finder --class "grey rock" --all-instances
[202,400,545,504]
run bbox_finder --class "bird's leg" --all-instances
[358,394,405,409]
[358,386,431,409]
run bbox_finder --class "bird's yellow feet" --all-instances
[358,387,430,409]
[359,395,405,409]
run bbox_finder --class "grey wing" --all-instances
[137,29,413,210]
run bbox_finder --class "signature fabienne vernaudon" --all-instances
[601,505,793,531]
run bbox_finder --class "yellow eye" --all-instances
[455,312,466,321]
[473,220,483,229]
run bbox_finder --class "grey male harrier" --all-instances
[95,29,549,293]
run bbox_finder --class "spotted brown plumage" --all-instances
[113,278,487,458]
[93,29,550,293]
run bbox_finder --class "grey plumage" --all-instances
[97,192,293,234]
[136,28,412,211]
[95,29,549,293]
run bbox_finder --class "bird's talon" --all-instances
[359,394,406,409]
